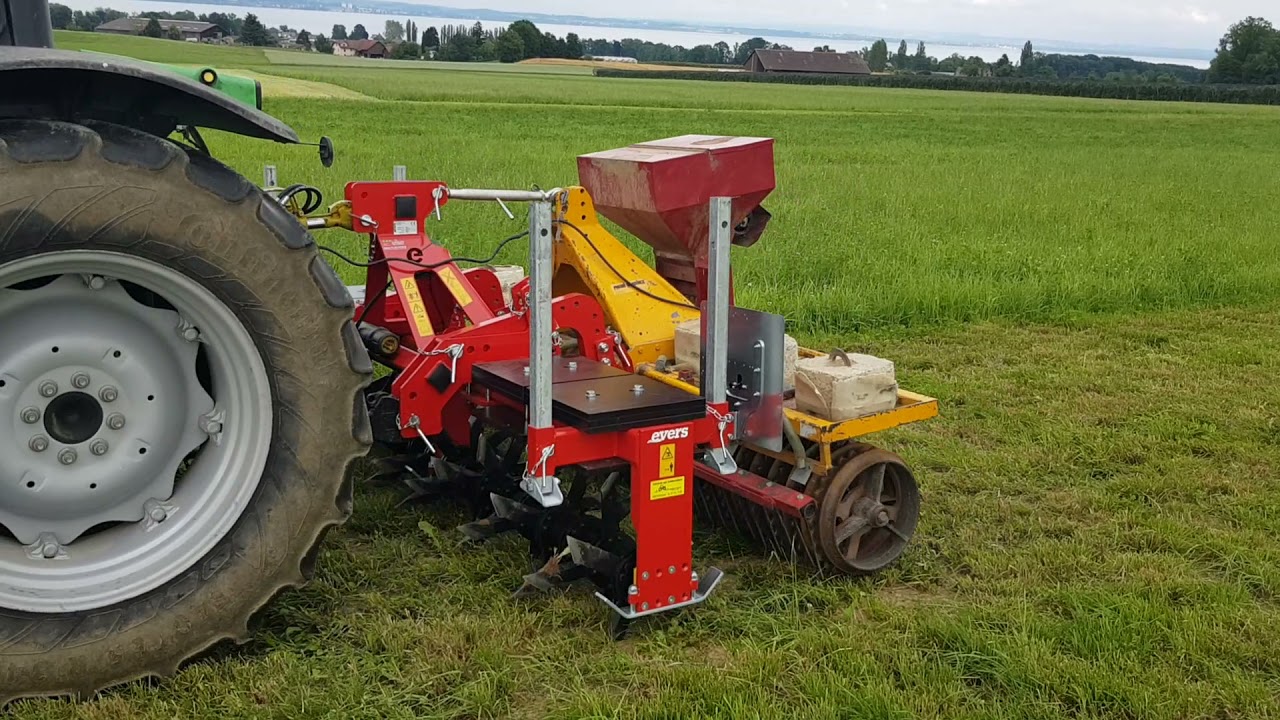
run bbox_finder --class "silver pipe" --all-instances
[705,197,732,406]
[528,201,554,430]
[447,188,565,203]
[306,218,328,230]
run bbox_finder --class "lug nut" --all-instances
[71,372,91,389]
[99,386,118,403]
[20,407,40,424]
[200,417,223,435]
[148,505,168,523]
[87,275,106,291]
[181,326,200,342]
[39,381,58,398]
[90,440,109,456]
[29,436,49,453]
[58,449,77,466]
[41,541,59,559]
[107,413,126,430]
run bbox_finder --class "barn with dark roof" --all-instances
[745,49,872,75]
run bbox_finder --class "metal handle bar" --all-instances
[445,188,566,203]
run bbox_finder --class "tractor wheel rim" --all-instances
[0,251,272,613]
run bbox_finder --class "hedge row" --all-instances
[593,69,1280,106]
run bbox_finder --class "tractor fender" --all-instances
[0,46,298,143]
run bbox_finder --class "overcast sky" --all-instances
[437,1,1269,50]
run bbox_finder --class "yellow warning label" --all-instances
[399,276,434,337]
[659,443,676,478]
[438,267,475,307]
[650,476,686,501]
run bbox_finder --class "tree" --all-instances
[331,24,347,40]
[166,24,183,41]
[49,3,72,29]
[565,32,583,59]
[407,20,418,44]
[142,17,163,38]
[1209,16,1280,84]
[913,41,929,71]
[895,40,909,70]
[733,37,770,64]
[866,39,889,71]
[993,53,1015,76]
[384,20,403,43]
[239,13,273,46]
[1020,40,1036,72]
[314,33,333,54]
[350,24,368,40]
[391,41,421,59]
[438,31,477,61]
[507,20,544,59]
[297,29,311,50]
[470,21,484,42]
[494,30,524,62]
[814,44,834,52]
[202,12,241,36]
[423,26,439,48]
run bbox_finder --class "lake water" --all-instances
[57,0,1212,68]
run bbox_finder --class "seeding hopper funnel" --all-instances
[577,135,776,302]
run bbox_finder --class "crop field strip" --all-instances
[14,32,1280,720]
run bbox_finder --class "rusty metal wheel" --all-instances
[816,448,920,575]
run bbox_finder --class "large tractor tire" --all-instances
[0,120,372,703]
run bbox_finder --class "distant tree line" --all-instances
[596,68,1280,105]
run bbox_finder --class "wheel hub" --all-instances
[43,391,104,445]
[0,251,272,613]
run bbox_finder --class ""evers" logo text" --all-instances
[648,427,689,444]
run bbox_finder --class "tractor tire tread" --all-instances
[0,119,372,705]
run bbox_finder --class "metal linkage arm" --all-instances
[520,200,564,508]
[703,197,738,475]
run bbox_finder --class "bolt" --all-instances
[200,417,223,435]
[567,361,578,371]
[20,407,40,424]
[597,342,610,353]
[641,571,650,581]
[58,449,77,466]
[691,571,700,584]
[29,436,49,453]
[99,386,118,403]
[87,275,106,291]
[668,565,677,574]
[632,384,644,394]
[765,481,774,487]
[71,372,90,389]
[876,509,891,526]
[797,494,806,501]
[39,381,58,398]
[107,413,126,430]
[641,602,649,611]
[585,389,598,399]
[148,504,168,523]
[668,595,676,604]
[628,584,639,596]
[523,366,530,375]
[181,326,200,343]
[41,541,59,559]
[90,440,109,456]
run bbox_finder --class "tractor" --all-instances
[0,0,937,703]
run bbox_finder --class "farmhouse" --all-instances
[334,39,387,58]
[95,18,223,41]
[745,49,871,75]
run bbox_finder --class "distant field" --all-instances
[13,32,1280,720]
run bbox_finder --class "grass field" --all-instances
[12,33,1280,719]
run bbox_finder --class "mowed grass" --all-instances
[11,37,1280,719]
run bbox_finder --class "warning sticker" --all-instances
[650,476,686,501]
[438,267,475,307]
[399,276,434,337]
[659,443,676,478]
[393,220,418,236]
